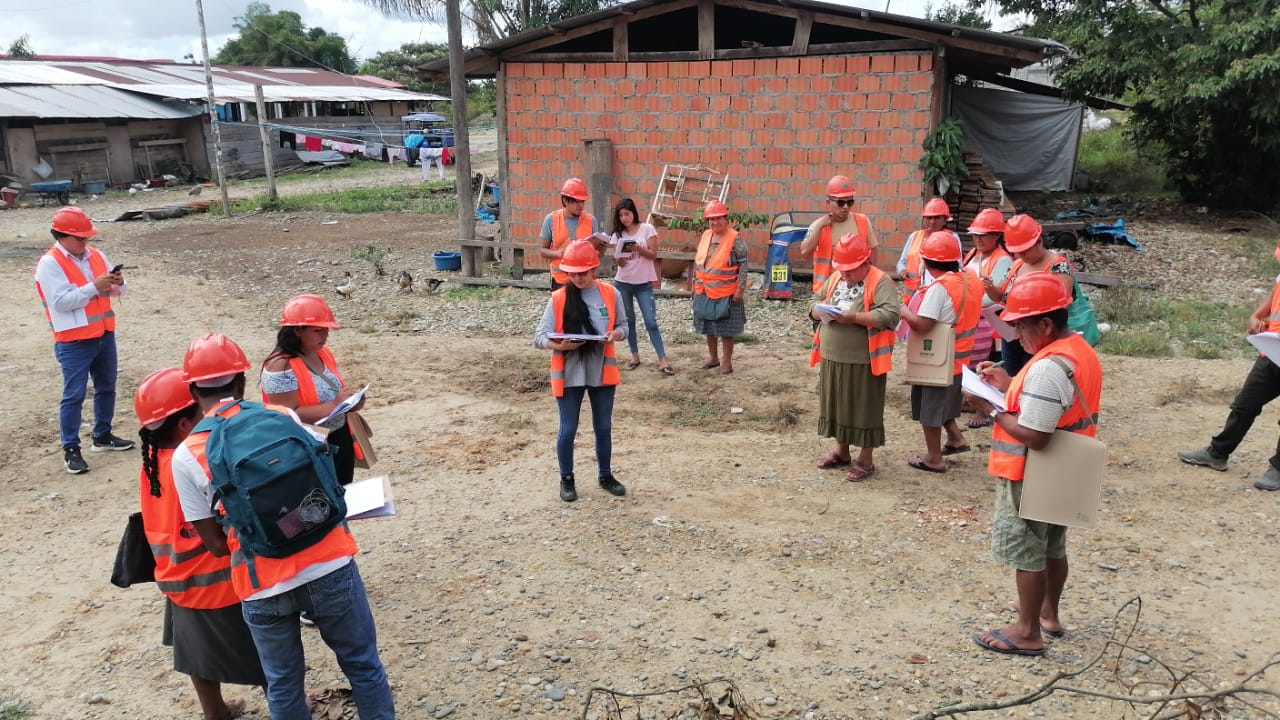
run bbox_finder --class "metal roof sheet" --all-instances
[0,84,203,119]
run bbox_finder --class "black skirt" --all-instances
[163,599,265,686]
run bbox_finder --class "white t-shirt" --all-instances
[917,282,957,325]
[1015,356,1077,433]
[171,401,352,601]
[612,223,659,285]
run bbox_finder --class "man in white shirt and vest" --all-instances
[34,207,133,474]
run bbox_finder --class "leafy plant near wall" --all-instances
[664,210,772,234]
[919,118,969,195]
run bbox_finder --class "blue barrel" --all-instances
[433,251,462,271]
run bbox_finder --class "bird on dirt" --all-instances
[424,278,445,293]
[188,186,202,196]
[396,270,414,292]
[335,272,356,299]
[128,187,138,196]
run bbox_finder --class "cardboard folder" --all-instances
[905,322,955,387]
[1020,430,1106,529]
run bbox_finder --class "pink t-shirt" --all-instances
[612,223,660,285]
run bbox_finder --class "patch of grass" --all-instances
[0,698,32,720]
[1095,288,1253,358]
[443,285,499,301]
[735,333,758,344]
[353,245,390,275]
[771,400,805,430]
[271,159,392,184]
[671,332,702,345]
[225,185,457,215]
[385,310,419,326]
[670,396,722,426]
[1098,330,1172,357]
[1076,114,1169,195]
[355,325,378,334]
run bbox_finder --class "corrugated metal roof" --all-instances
[0,84,203,119]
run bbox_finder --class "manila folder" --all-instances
[905,322,954,387]
[1020,430,1106,530]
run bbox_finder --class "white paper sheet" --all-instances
[344,475,395,520]
[814,303,842,319]
[1247,332,1280,366]
[316,384,369,426]
[982,304,1017,342]
[548,332,608,342]
[961,365,1007,412]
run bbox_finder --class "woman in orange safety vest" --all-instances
[808,233,900,481]
[690,199,749,374]
[962,208,1013,429]
[534,240,629,503]
[134,367,264,720]
[261,294,366,484]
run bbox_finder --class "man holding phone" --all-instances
[34,206,133,474]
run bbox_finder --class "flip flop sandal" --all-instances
[719,367,734,375]
[846,462,876,482]
[700,361,720,370]
[908,455,947,473]
[942,444,971,456]
[658,365,676,376]
[625,360,642,370]
[972,629,1045,656]
[816,453,852,469]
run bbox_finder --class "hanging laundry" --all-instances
[280,131,296,150]
[420,147,445,181]
[441,147,452,165]
[365,142,383,160]
[305,135,323,152]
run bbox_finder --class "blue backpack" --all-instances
[195,400,347,588]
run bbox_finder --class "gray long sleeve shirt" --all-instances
[533,282,629,388]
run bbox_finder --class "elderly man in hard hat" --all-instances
[966,272,1103,657]
[800,175,877,298]
[897,198,961,306]
[537,177,603,291]
[34,206,134,474]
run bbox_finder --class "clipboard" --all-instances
[905,321,954,386]
[982,304,1017,342]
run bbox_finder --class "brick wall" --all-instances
[503,53,933,271]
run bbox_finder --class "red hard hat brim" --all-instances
[1006,237,1040,253]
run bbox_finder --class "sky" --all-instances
[2,0,969,69]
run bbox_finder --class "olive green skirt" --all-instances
[816,358,887,448]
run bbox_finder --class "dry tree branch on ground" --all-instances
[579,679,757,720]
[908,597,1280,720]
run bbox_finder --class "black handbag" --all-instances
[110,512,156,588]
[693,293,732,321]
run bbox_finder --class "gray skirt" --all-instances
[692,298,747,337]
[817,358,887,448]
[163,599,265,686]
[911,372,964,427]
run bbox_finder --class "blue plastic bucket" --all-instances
[433,250,462,271]
[82,180,108,195]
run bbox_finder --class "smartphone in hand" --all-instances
[111,264,124,273]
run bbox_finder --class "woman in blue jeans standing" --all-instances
[611,198,675,375]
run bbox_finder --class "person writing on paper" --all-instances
[967,272,1102,657]
[808,233,899,481]
[691,199,749,374]
[534,240,628,503]
[962,208,1012,429]
[537,177,603,291]
[899,231,983,473]
[1179,240,1280,490]
[610,198,674,375]
[261,294,365,485]
[134,368,266,720]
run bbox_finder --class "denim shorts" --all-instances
[991,478,1067,572]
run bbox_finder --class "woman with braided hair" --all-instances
[135,368,264,720]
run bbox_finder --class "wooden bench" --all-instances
[458,236,525,280]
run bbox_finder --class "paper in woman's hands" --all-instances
[814,303,842,319]
[549,332,607,342]
[316,384,370,425]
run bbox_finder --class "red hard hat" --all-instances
[181,333,251,385]
[920,231,961,263]
[967,208,1007,235]
[281,294,341,328]
[558,240,600,273]
[832,233,871,271]
[921,198,951,218]
[135,367,196,429]
[703,199,729,219]
[560,177,589,201]
[826,175,856,199]
[51,206,96,238]
[1004,214,1043,253]
[1000,272,1073,322]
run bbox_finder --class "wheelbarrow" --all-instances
[28,180,72,206]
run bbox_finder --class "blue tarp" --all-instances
[1085,218,1144,251]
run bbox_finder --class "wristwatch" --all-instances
[987,408,1000,421]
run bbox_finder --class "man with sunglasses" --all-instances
[538,177,602,291]
[800,175,876,297]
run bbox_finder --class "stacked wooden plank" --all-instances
[945,151,1011,231]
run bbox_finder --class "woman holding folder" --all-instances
[534,240,629,502]
[261,294,366,485]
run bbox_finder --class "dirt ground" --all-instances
[0,168,1277,720]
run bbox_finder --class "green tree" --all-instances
[214,2,357,74]
[362,0,617,44]
[358,42,450,94]
[6,34,36,58]
[924,2,992,29]
[976,0,1280,210]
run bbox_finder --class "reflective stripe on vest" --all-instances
[808,266,894,376]
[183,401,358,598]
[988,334,1102,481]
[139,446,240,609]
[549,209,595,284]
[902,229,929,297]
[36,246,115,342]
[1266,282,1280,333]
[963,246,1010,280]
[548,282,620,398]
[936,271,983,373]
[695,228,740,299]
[812,214,871,293]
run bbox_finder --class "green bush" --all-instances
[1077,115,1168,194]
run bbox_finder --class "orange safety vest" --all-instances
[962,245,1011,279]
[1265,280,1280,333]
[998,254,1070,299]
[812,214,872,293]
[901,229,930,300]
[279,347,367,464]
[36,245,116,342]
[549,209,596,284]
[549,282,620,397]
[694,228,741,299]
[139,447,238,610]
[987,334,1102,482]
[183,401,358,600]
[808,265,895,375]
[934,270,984,374]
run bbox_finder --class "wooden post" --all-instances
[195,0,230,217]
[584,137,614,272]
[447,0,477,276]
[254,85,278,201]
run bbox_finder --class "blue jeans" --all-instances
[240,561,394,720]
[614,281,667,358]
[53,331,117,447]
[555,385,615,477]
